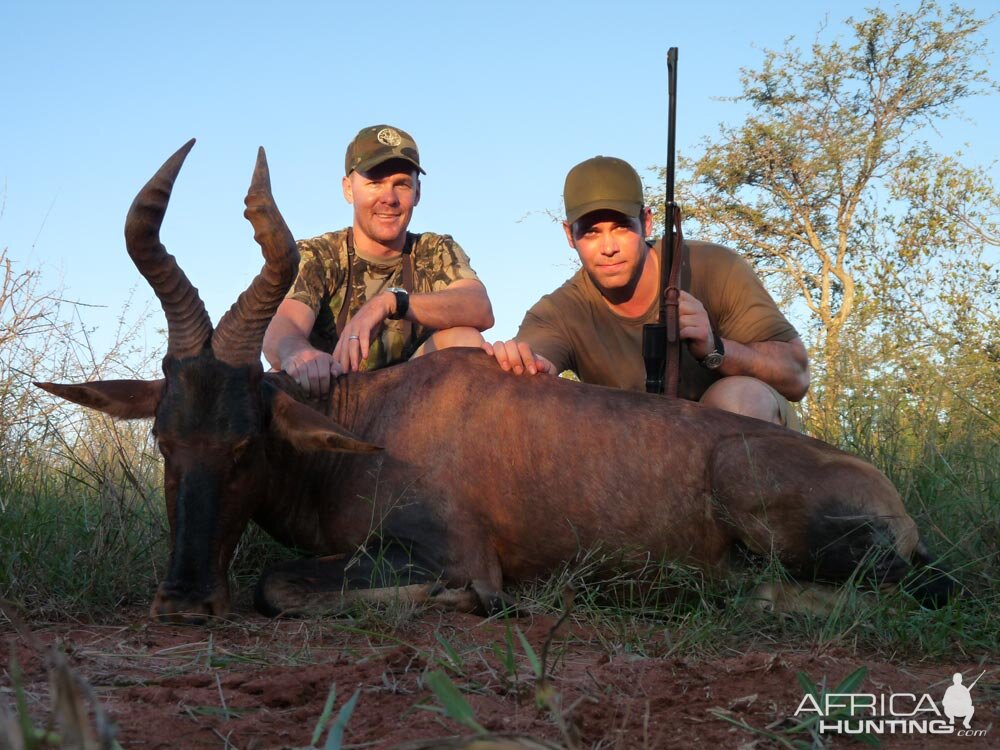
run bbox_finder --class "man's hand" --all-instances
[482,339,558,376]
[265,299,341,397]
[284,348,344,397]
[676,291,810,399]
[678,290,717,361]
[331,292,393,373]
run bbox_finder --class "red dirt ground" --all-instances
[1,608,997,749]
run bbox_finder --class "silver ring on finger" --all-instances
[348,335,360,341]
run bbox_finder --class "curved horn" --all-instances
[211,147,299,367]
[125,139,213,359]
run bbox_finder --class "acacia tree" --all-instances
[0,246,71,467]
[0,241,163,485]
[661,1,998,436]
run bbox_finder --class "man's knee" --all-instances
[412,326,485,358]
[700,376,783,425]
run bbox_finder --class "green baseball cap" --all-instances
[563,156,643,224]
[345,124,425,176]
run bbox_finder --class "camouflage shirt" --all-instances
[286,229,480,371]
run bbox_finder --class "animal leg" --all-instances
[254,543,479,617]
[748,580,875,616]
[446,533,518,616]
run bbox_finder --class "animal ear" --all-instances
[34,379,164,419]
[268,389,382,454]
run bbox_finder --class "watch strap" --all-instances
[388,288,409,320]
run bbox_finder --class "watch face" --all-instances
[703,351,724,370]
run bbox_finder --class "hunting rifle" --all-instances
[643,47,684,396]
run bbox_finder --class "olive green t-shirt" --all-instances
[516,240,798,401]
[286,229,479,370]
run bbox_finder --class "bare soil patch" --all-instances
[2,609,996,749]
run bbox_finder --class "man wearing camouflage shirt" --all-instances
[264,124,493,396]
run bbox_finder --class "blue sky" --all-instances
[2,1,997,366]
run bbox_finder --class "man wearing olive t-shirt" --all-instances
[483,156,809,427]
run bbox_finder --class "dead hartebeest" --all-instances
[37,142,952,622]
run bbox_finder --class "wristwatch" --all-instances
[699,330,725,370]
[387,287,409,320]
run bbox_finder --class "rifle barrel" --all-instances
[968,670,987,690]
[660,47,678,327]
[644,46,679,396]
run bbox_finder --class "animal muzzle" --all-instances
[149,580,230,624]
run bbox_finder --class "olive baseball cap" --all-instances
[563,156,643,224]
[345,124,425,176]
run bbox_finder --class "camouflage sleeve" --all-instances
[515,298,573,374]
[413,234,481,294]
[285,238,335,312]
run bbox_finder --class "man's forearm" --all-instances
[715,337,810,401]
[402,282,494,331]
[263,316,315,370]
